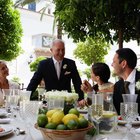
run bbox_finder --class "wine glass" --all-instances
[91,94,103,139]
[4,89,20,117]
[120,102,138,140]
[20,101,41,140]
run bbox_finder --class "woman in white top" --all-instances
[81,62,114,105]
[0,61,20,106]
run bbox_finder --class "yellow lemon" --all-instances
[79,114,85,118]
[51,110,64,125]
[46,109,59,118]
[62,114,78,125]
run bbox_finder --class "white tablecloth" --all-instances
[1,118,140,140]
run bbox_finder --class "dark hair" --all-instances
[92,63,110,83]
[116,48,137,69]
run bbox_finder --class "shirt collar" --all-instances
[126,69,136,84]
[52,57,62,64]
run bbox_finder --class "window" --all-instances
[28,2,36,11]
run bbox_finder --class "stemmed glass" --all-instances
[91,94,103,139]
[19,101,41,140]
[120,102,138,140]
[4,89,20,117]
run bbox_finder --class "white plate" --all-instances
[118,120,140,125]
[0,109,7,117]
[0,126,13,137]
[0,118,11,124]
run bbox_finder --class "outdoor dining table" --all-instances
[1,118,140,140]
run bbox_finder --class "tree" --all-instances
[0,0,23,61]
[29,56,46,72]
[74,37,110,66]
[53,0,140,48]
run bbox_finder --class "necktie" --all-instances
[56,62,61,79]
[124,81,130,94]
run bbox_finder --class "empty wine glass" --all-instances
[120,102,138,140]
[4,89,20,117]
[91,94,103,139]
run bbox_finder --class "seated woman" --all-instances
[81,62,114,105]
[0,61,20,106]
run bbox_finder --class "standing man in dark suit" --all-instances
[27,39,85,106]
[112,48,140,115]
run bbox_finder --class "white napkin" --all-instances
[0,109,7,117]
[135,128,140,134]
[0,118,11,124]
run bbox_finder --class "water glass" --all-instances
[122,94,137,102]
[120,102,138,140]
[19,90,31,101]
[19,101,41,140]
[47,98,64,110]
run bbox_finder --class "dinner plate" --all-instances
[118,120,140,125]
[0,109,7,117]
[0,118,11,124]
[0,126,13,137]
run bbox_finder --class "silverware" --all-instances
[15,127,25,135]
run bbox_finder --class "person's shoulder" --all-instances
[64,58,75,63]
[114,78,124,86]
[40,58,51,64]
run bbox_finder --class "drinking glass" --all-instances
[37,88,46,101]
[91,94,103,139]
[100,93,118,133]
[19,90,31,101]
[20,101,41,140]
[47,97,64,110]
[4,89,20,116]
[122,94,137,103]
[120,102,138,140]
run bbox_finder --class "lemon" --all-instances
[37,114,48,127]
[68,108,79,117]
[79,114,84,118]
[62,114,78,125]
[56,124,67,130]
[102,111,116,118]
[67,120,78,130]
[51,110,64,125]
[78,117,88,128]
[45,122,57,129]
[46,109,59,118]
[48,117,51,123]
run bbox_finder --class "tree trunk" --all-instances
[118,28,123,49]
[57,19,62,39]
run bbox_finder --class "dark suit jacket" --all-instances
[27,58,84,101]
[113,70,140,115]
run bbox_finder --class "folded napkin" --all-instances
[0,118,11,124]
